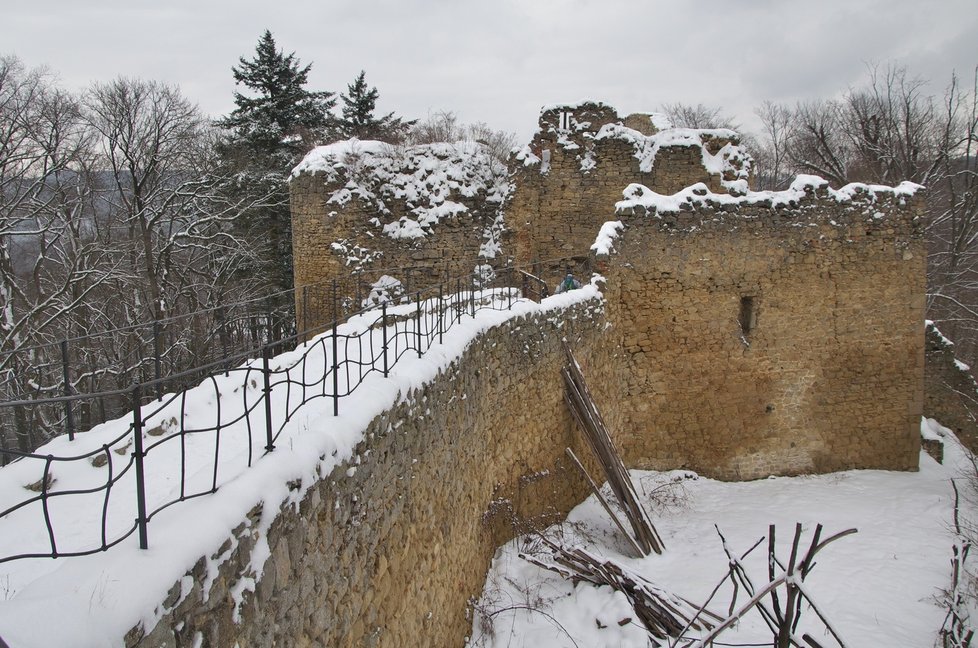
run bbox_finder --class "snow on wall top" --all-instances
[616,175,922,213]
[514,102,752,190]
[538,99,616,114]
[606,175,923,236]
[595,123,749,184]
[291,138,511,241]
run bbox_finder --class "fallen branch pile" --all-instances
[522,535,718,643]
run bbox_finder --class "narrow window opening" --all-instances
[559,111,571,130]
[739,296,756,337]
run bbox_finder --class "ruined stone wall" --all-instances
[290,104,750,331]
[509,102,749,287]
[291,102,927,485]
[924,322,978,450]
[132,298,616,648]
[596,186,926,479]
[290,143,509,333]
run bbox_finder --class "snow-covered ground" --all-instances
[470,420,967,648]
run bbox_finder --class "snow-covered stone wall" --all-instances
[290,140,510,333]
[924,321,978,450]
[130,298,614,648]
[289,101,928,481]
[509,101,752,281]
[592,177,927,479]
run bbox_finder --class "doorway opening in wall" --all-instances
[739,296,757,337]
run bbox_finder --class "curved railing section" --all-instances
[0,259,591,564]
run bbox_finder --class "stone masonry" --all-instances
[504,101,925,478]
[132,298,615,648]
[924,321,978,450]
[125,100,943,647]
[289,142,509,334]
[599,184,926,478]
[291,101,928,480]
[508,101,750,281]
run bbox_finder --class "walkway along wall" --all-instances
[131,297,615,648]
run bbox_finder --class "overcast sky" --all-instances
[3,0,977,141]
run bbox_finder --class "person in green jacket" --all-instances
[555,273,582,294]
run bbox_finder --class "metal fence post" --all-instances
[331,318,339,417]
[61,340,75,442]
[131,383,149,550]
[332,278,338,323]
[438,284,444,345]
[456,279,461,324]
[265,298,275,352]
[470,284,476,318]
[507,268,513,310]
[416,292,422,358]
[153,320,162,400]
[262,347,274,452]
[382,303,389,377]
[331,278,339,416]
[218,305,230,376]
[302,285,309,341]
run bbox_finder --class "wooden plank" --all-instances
[565,447,644,557]
[561,342,664,554]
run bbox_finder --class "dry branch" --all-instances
[521,536,713,644]
[680,524,856,648]
[565,447,645,557]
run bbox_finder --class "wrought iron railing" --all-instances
[0,262,483,458]
[0,260,590,563]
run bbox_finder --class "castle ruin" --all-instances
[290,100,926,480]
[121,101,929,648]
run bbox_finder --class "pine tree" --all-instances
[336,71,414,142]
[220,30,335,161]
[216,30,334,319]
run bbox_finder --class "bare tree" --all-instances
[754,63,978,366]
[0,56,115,448]
[407,110,466,144]
[659,102,739,130]
[927,69,978,362]
[0,67,277,452]
[760,64,948,188]
[406,110,516,162]
[84,79,206,322]
[787,99,853,187]
[753,100,793,190]
[78,79,277,388]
